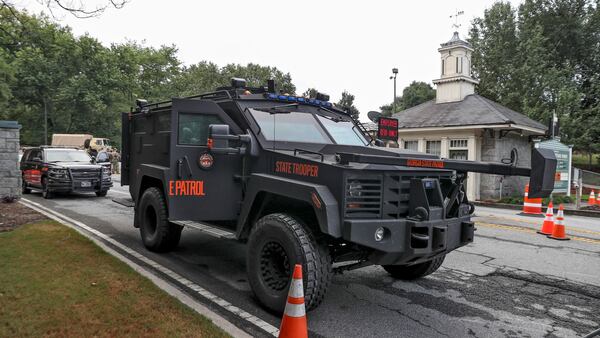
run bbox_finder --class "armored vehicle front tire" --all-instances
[247,213,332,313]
[382,255,445,280]
[138,187,182,252]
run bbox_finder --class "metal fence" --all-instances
[574,168,600,189]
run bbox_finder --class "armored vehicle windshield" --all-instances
[248,108,368,146]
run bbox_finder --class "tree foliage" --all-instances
[336,91,360,120]
[380,81,435,116]
[0,8,295,147]
[469,0,600,160]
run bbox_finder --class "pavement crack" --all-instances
[341,285,452,337]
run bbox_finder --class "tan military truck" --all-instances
[51,134,111,156]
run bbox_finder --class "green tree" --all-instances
[336,91,360,120]
[469,2,521,111]
[380,81,435,116]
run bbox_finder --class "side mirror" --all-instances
[374,139,385,147]
[207,124,251,155]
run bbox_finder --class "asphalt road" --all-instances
[20,182,600,338]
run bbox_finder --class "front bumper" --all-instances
[47,176,113,193]
[342,216,474,265]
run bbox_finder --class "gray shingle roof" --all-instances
[391,94,546,132]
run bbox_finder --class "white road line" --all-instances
[20,198,280,337]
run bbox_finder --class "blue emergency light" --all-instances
[265,93,332,108]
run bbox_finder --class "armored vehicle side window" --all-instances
[178,113,224,146]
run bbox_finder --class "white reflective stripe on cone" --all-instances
[284,303,306,318]
[523,202,541,207]
[288,279,304,298]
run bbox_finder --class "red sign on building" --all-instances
[377,117,399,141]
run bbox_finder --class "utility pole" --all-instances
[390,68,398,114]
[43,97,48,145]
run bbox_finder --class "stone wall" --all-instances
[480,132,531,200]
[0,121,21,199]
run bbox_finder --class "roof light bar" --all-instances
[264,93,332,108]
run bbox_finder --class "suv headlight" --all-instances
[102,166,111,175]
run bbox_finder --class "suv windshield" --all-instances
[249,109,367,146]
[45,149,91,162]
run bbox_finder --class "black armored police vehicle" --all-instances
[121,79,556,312]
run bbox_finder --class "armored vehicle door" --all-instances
[168,98,243,221]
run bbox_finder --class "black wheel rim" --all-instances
[259,241,291,291]
[144,205,157,236]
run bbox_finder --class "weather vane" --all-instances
[450,9,464,31]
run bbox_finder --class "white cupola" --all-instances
[432,32,479,103]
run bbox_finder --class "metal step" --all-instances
[172,220,236,239]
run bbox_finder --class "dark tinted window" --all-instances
[30,150,42,161]
[178,113,224,146]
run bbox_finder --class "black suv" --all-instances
[21,146,112,199]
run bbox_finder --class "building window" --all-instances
[450,139,468,148]
[426,140,441,156]
[449,139,468,160]
[455,57,459,73]
[460,57,463,73]
[441,59,445,75]
[403,140,418,151]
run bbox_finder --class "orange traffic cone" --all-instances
[548,204,570,241]
[278,264,308,338]
[520,184,543,216]
[589,190,597,206]
[537,201,554,235]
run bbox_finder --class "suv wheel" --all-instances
[22,178,31,194]
[41,177,53,199]
[382,255,446,280]
[247,213,332,313]
[95,190,108,197]
[138,187,182,252]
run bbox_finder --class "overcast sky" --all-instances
[18,0,522,120]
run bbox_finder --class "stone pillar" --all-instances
[0,121,22,199]
[440,137,449,158]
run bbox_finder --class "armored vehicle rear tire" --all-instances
[139,187,182,252]
[247,213,332,313]
[382,255,445,280]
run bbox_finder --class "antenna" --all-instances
[450,9,464,30]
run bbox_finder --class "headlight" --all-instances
[48,168,68,179]
[348,180,363,197]
[102,166,111,175]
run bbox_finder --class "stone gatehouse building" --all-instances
[392,32,546,201]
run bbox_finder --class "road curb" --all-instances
[19,198,274,338]
[474,201,600,218]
